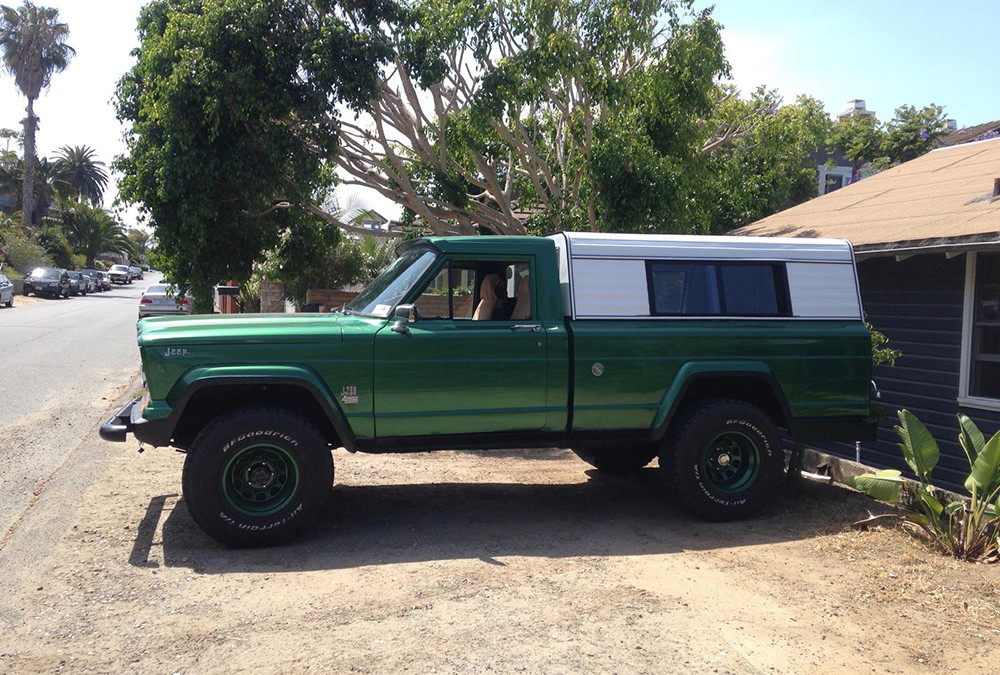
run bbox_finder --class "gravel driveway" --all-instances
[1,392,999,674]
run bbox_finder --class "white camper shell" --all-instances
[547,232,863,321]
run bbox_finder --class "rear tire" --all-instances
[659,398,783,521]
[182,406,333,547]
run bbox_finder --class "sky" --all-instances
[1,0,999,226]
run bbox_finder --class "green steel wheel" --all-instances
[701,431,761,494]
[222,444,300,517]
[182,406,333,547]
[659,398,782,521]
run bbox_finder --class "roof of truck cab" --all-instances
[548,231,855,263]
[401,236,554,255]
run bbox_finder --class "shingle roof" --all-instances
[734,137,1000,255]
[940,119,1000,146]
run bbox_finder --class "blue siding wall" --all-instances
[821,253,1000,491]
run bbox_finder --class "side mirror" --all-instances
[394,304,418,323]
[390,304,418,334]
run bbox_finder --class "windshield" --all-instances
[31,267,60,279]
[111,265,128,272]
[345,248,437,317]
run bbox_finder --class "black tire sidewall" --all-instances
[662,399,782,520]
[183,408,332,546]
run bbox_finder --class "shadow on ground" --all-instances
[137,465,883,574]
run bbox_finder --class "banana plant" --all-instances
[845,410,1000,562]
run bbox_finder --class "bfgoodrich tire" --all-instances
[659,398,783,521]
[182,406,333,547]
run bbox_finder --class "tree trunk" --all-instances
[21,99,37,229]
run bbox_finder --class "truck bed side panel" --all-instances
[568,319,872,431]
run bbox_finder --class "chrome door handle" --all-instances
[511,324,541,333]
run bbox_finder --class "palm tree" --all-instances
[0,2,74,229]
[59,200,131,267]
[52,145,108,204]
[126,227,152,263]
[0,153,58,222]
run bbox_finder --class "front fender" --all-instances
[144,365,356,449]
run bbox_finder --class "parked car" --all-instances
[0,273,13,307]
[78,270,98,293]
[66,271,89,296]
[138,284,193,318]
[108,264,132,284]
[97,271,112,291]
[80,269,109,291]
[129,265,144,280]
[24,267,70,298]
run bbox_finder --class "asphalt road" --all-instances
[0,274,156,547]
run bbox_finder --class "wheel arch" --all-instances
[649,362,793,443]
[167,372,355,451]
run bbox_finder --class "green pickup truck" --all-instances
[101,232,875,546]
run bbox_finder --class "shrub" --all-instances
[846,410,1000,562]
[1,233,53,273]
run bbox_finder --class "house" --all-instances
[736,137,1000,491]
[939,119,1000,147]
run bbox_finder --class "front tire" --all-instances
[182,406,333,547]
[659,398,782,521]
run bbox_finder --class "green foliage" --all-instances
[846,410,1000,562]
[114,0,398,312]
[702,90,831,232]
[58,200,132,267]
[51,145,108,205]
[868,321,901,367]
[828,103,948,183]
[126,228,152,264]
[373,0,729,234]
[0,229,50,271]
[883,104,948,163]
[0,1,74,228]
[35,224,73,267]
[270,213,340,306]
[829,114,883,182]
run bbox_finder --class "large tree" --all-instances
[0,2,74,228]
[701,88,831,232]
[335,0,731,235]
[114,0,400,311]
[829,103,949,183]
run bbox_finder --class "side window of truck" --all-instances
[647,261,791,317]
[414,260,531,320]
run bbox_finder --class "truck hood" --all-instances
[137,312,350,346]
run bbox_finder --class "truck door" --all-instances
[373,257,548,437]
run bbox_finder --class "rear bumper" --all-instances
[99,397,175,446]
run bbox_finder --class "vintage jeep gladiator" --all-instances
[101,232,875,546]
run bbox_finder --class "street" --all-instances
[0,276,153,547]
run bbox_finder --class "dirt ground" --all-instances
[1,428,999,675]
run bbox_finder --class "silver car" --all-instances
[138,284,193,318]
[0,273,13,307]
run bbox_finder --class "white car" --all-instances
[139,284,193,318]
[109,264,132,284]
